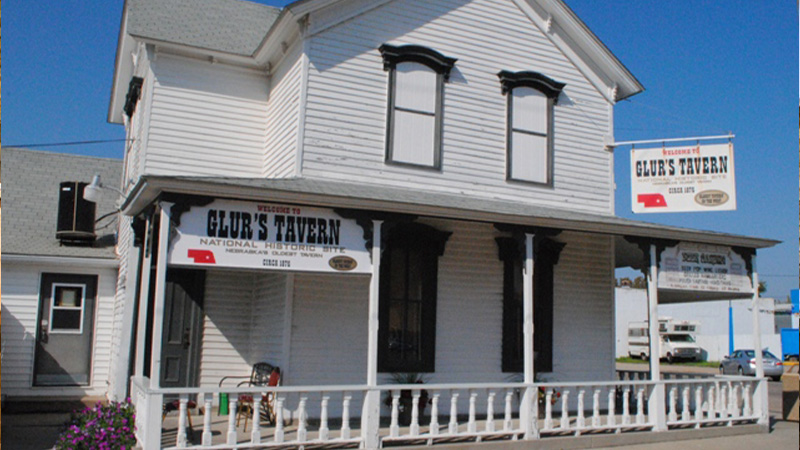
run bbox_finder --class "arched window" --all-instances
[380,44,457,170]
[498,71,565,185]
[378,223,451,372]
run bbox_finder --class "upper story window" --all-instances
[380,44,457,170]
[498,71,565,185]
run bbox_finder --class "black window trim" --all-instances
[498,70,565,187]
[496,235,564,374]
[381,44,457,171]
[378,222,451,373]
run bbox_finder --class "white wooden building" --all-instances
[1,148,122,402]
[104,0,779,448]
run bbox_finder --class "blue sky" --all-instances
[3,0,798,299]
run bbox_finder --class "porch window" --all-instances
[496,237,564,373]
[498,71,565,185]
[379,223,451,372]
[380,44,456,170]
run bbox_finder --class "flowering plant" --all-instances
[537,386,561,406]
[55,399,136,450]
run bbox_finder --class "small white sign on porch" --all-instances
[168,199,371,274]
[658,243,752,294]
[631,143,736,213]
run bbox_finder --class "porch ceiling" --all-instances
[121,176,779,251]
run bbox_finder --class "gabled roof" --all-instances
[110,0,643,122]
[121,175,778,251]
[1,148,123,260]
[127,0,281,56]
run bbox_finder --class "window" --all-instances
[497,236,564,373]
[50,283,87,333]
[380,44,457,169]
[379,223,451,372]
[498,71,565,185]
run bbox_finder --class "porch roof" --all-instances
[122,176,778,253]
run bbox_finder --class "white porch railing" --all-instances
[130,376,766,449]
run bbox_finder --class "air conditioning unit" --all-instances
[56,181,96,242]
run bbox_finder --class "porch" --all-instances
[138,375,767,449]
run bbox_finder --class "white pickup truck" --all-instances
[628,319,703,363]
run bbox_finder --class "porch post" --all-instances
[521,233,536,440]
[361,220,383,449]
[646,244,667,431]
[149,203,172,390]
[134,216,152,378]
[749,254,769,425]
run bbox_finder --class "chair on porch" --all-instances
[219,362,282,432]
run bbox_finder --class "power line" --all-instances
[3,138,131,148]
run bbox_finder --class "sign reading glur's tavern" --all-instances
[168,199,371,273]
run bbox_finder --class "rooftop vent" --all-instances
[56,181,96,243]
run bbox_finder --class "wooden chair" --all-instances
[236,366,281,432]
[218,363,281,431]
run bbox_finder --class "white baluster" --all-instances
[227,397,238,446]
[694,386,704,427]
[727,382,735,421]
[682,386,691,422]
[297,395,308,441]
[668,387,678,422]
[467,390,477,434]
[707,386,716,420]
[251,393,262,444]
[731,383,740,419]
[390,391,400,437]
[607,388,616,428]
[274,395,285,443]
[202,394,213,446]
[544,389,554,430]
[743,384,752,417]
[622,387,631,425]
[560,390,570,430]
[576,389,586,432]
[449,392,459,435]
[319,395,330,441]
[635,388,645,425]
[411,390,421,436]
[503,391,513,432]
[430,393,440,436]
[592,388,601,429]
[177,395,188,448]
[718,384,727,419]
[486,391,496,432]
[341,393,352,440]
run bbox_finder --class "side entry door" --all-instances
[34,274,97,386]
[160,269,205,389]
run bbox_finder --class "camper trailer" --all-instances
[628,318,702,363]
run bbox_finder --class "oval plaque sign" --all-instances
[329,256,358,272]
[694,190,729,207]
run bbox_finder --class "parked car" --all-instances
[719,349,783,381]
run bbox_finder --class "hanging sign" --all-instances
[631,143,736,213]
[167,199,371,274]
[658,243,752,294]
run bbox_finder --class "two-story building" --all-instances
[105,0,778,448]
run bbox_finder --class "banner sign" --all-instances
[792,289,799,314]
[631,143,736,213]
[168,199,371,274]
[658,243,752,294]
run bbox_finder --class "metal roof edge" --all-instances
[121,176,779,250]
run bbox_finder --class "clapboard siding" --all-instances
[289,274,371,386]
[264,43,302,178]
[199,270,256,386]
[107,217,133,400]
[551,232,615,381]
[145,55,268,177]
[302,0,613,213]
[0,263,117,397]
[250,273,288,368]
